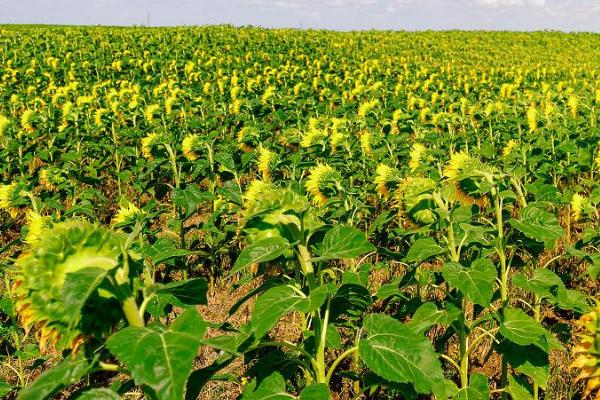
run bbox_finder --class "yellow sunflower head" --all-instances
[24,210,53,245]
[141,133,163,159]
[304,163,341,206]
[112,202,146,227]
[409,143,427,171]
[572,304,600,398]
[257,145,276,181]
[182,134,202,161]
[0,182,26,217]
[374,164,399,199]
[393,177,437,226]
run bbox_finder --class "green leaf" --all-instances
[405,238,445,263]
[62,268,108,327]
[442,258,496,306]
[359,314,446,397]
[231,237,290,274]
[17,352,95,400]
[106,309,206,400]
[299,384,330,400]
[172,186,215,218]
[0,380,13,398]
[407,302,460,334]
[497,342,549,389]
[330,284,372,321]
[499,308,550,352]
[241,372,294,400]
[506,375,533,400]
[314,226,375,261]
[251,286,309,338]
[509,206,563,249]
[154,278,208,306]
[76,388,120,400]
[143,238,202,266]
[453,373,489,399]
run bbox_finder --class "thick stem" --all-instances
[121,297,145,327]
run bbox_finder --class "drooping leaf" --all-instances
[330,283,372,321]
[106,309,206,400]
[314,226,375,261]
[0,380,13,398]
[231,237,290,274]
[442,258,496,306]
[359,313,446,397]
[405,238,445,263]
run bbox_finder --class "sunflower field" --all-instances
[0,25,599,400]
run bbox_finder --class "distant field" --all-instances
[0,26,599,399]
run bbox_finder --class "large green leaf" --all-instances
[106,309,206,400]
[359,314,446,397]
[76,388,120,400]
[17,352,95,400]
[330,283,372,321]
[231,237,290,274]
[405,238,445,263]
[499,308,551,352]
[442,258,496,306]
[314,226,375,261]
[509,206,563,249]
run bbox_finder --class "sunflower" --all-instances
[112,202,145,226]
[141,133,162,159]
[305,163,339,206]
[94,108,107,127]
[572,304,600,398]
[409,143,427,171]
[13,221,125,351]
[144,104,160,123]
[443,152,492,207]
[182,134,202,161]
[257,145,276,181]
[0,182,24,217]
[360,130,372,156]
[0,115,10,136]
[24,210,52,245]
[374,164,398,199]
[526,105,538,132]
[20,109,35,133]
[502,139,517,157]
[393,177,437,225]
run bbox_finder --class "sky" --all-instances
[1,0,600,32]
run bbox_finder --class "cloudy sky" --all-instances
[2,0,600,32]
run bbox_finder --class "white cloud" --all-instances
[469,0,545,8]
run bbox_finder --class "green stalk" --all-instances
[316,300,330,384]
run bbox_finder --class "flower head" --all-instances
[257,145,276,181]
[145,104,160,123]
[25,210,52,245]
[112,202,145,226]
[374,164,398,199]
[0,115,10,136]
[502,139,517,157]
[182,134,201,161]
[305,163,339,206]
[409,143,426,171]
[0,182,24,217]
[141,133,162,159]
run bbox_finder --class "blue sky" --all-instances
[2,0,600,32]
